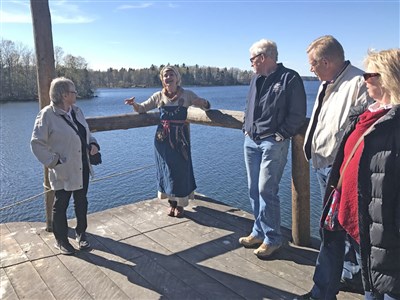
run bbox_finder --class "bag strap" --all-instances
[337,118,380,188]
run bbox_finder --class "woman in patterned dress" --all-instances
[125,65,210,217]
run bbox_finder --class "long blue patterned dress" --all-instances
[155,101,196,203]
[135,89,201,207]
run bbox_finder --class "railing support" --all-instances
[291,122,311,246]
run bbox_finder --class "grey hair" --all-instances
[249,39,278,62]
[49,77,75,105]
[307,35,344,63]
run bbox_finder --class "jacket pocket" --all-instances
[52,163,68,181]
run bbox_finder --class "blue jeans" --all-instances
[311,229,348,299]
[243,135,289,246]
[315,166,362,289]
[315,166,332,201]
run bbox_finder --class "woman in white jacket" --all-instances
[31,77,99,255]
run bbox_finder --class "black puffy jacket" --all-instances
[325,104,400,296]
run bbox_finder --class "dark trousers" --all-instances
[311,229,347,299]
[53,162,89,242]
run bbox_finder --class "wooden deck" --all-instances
[1,196,363,300]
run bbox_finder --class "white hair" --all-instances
[249,39,278,62]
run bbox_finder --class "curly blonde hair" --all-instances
[364,48,400,105]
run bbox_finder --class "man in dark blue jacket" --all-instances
[239,38,306,258]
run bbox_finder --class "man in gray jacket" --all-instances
[297,36,371,299]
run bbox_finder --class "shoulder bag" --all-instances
[321,120,378,231]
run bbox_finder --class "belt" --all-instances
[246,131,284,142]
[244,131,273,140]
[257,132,274,140]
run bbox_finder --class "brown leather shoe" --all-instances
[253,243,281,258]
[238,235,263,248]
[175,206,184,218]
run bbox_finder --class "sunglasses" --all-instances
[250,53,263,63]
[363,73,380,81]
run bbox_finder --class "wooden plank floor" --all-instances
[1,196,363,300]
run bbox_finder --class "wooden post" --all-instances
[291,121,310,246]
[30,0,56,232]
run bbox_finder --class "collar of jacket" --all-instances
[256,63,283,80]
[326,60,350,85]
[349,103,400,129]
[378,104,400,123]
[50,102,79,116]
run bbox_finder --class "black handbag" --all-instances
[61,112,102,165]
[89,151,102,165]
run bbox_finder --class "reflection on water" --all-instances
[0,83,322,237]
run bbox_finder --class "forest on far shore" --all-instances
[1,38,317,102]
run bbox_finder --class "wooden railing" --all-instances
[86,108,311,246]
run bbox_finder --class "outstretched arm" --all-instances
[124,97,141,112]
[192,97,211,111]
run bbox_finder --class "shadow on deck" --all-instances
[1,196,362,300]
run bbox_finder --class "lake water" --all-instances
[0,82,323,237]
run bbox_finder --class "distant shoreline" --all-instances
[1,79,319,103]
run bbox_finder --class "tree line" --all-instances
[1,39,93,101]
[1,38,317,102]
[0,39,257,102]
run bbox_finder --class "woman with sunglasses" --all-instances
[319,48,400,300]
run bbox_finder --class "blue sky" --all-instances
[1,0,399,76]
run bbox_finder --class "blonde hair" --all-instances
[307,35,344,63]
[364,48,400,105]
[159,65,182,86]
[249,39,278,62]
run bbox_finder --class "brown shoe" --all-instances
[175,206,184,218]
[238,235,263,248]
[253,243,281,258]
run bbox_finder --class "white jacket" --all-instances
[304,63,371,169]
[31,103,97,191]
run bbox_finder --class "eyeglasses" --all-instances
[250,53,263,63]
[363,73,380,81]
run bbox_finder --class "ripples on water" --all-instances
[0,83,323,237]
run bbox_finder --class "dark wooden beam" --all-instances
[30,0,56,232]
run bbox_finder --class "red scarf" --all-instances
[338,109,389,243]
